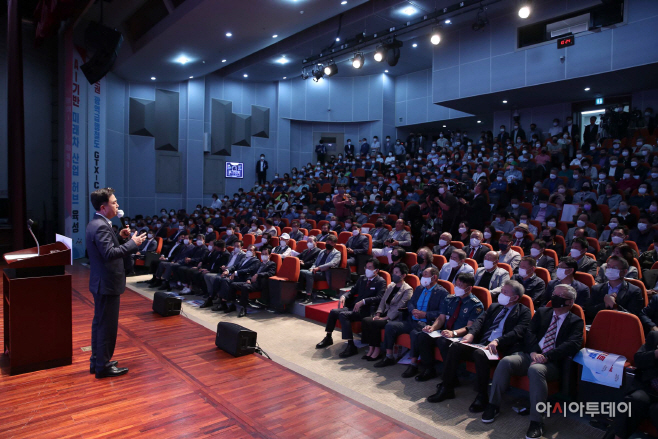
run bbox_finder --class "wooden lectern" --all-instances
[3,242,72,375]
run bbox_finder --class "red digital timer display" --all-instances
[557,35,575,49]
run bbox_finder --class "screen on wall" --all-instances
[225,162,244,179]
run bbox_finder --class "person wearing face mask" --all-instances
[483,284,584,439]
[567,237,597,277]
[315,259,387,357]
[639,237,658,272]
[495,125,510,144]
[539,257,589,307]
[127,231,159,275]
[300,235,341,304]
[344,138,355,158]
[416,273,484,382]
[497,233,522,271]
[372,219,413,261]
[605,155,625,180]
[271,233,292,258]
[506,198,529,222]
[161,220,188,255]
[315,139,327,164]
[147,234,189,287]
[628,183,653,211]
[597,226,634,264]
[565,214,596,246]
[628,216,657,253]
[528,240,556,277]
[344,223,370,270]
[153,219,168,239]
[439,249,475,284]
[410,247,438,278]
[582,116,599,151]
[287,221,304,242]
[463,230,490,266]
[584,255,643,325]
[290,235,322,269]
[255,155,269,185]
[375,267,449,371]
[530,195,558,223]
[195,241,231,305]
[209,243,259,312]
[491,211,514,234]
[229,247,278,317]
[358,137,370,157]
[511,223,533,256]
[432,232,456,260]
[511,123,526,145]
[474,251,510,291]
[430,280,531,411]
[154,234,196,292]
[361,264,414,360]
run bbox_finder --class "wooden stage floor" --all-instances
[0,264,431,438]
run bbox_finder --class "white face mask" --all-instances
[518,267,529,278]
[196,240,203,246]
[261,255,269,262]
[439,239,448,247]
[611,236,624,244]
[483,260,495,270]
[556,268,569,280]
[454,286,466,297]
[639,223,649,231]
[449,259,459,268]
[470,238,480,247]
[570,248,581,258]
[183,239,190,245]
[365,268,376,279]
[208,245,214,251]
[530,248,541,257]
[226,230,233,235]
[497,294,511,306]
[514,231,524,239]
[459,227,467,234]
[484,232,492,239]
[420,276,432,287]
[605,268,620,281]
[547,221,557,228]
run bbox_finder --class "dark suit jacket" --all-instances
[432,244,456,262]
[139,238,158,253]
[511,128,526,142]
[463,244,490,265]
[256,160,269,175]
[185,245,209,266]
[576,255,598,277]
[524,307,584,363]
[252,260,277,289]
[511,274,546,309]
[406,284,449,325]
[604,166,625,181]
[342,274,387,317]
[536,254,556,275]
[86,213,138,296]
[289,230,305,242]
[468,302,532,355]
[299,247,322,269]
[582,124,599,147]
[346,234,369,255]
[640,294,658,333]
[231,257,260,281]
[496,132,510,144]
[584,281,644,325]
[154,227,168,239]
[632,331,658,391]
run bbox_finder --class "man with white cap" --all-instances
[272,233,292,258]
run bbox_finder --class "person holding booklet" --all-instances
[426,280,531,413]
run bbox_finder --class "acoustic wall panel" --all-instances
[251,105,270,138]
[203,155,225,194]
[155,151,181,193]
[232,113,251,147]
[154,89,179,151]
[128,97,155,137]
[210,99,232,156]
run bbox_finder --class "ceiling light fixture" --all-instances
[352,52,365,69]
[412,43,418,48]
[312,64,324,82]
[243,73,248,78]
[283,76,287,79]
[443,125,447,127]
[584,87,591,91]
[276,56,290,64]
[401,6,417,16]
[226,32,233,37]
[175,55,190,65]
[374,45,386,62]
[518,1,532,19]
[336,37,340,42]
[477,120,481,123]
[324,61,338,77]
[445,19,451,24]
[151,77,156,80]
[272,34,278,38]
[189,76,193,79]
[373,39,403,66]
[431,27,441,45]
[222,59,227,63]
[472,7,489,31]
[502,100,508,103]
[341,0,347,4]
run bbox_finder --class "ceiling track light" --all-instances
[324,61,338,77]
[374,45,386,62]
[472,7,489,31]
[312,63,325,81]
[352,52,364,69]
[518,0,532,19]
[430,26,441,45]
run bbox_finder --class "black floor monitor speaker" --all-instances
[215,322,257,357]
[152,291,182,316]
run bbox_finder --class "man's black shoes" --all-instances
[95,365,129,379]
[316,335,334,349]
[401,364,419,378]
[374,356,396,368]
[427,383,455,403]
[415,368,437,382]
[338,343,358,358]
[90,360,117,374]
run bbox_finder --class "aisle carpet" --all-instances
[127,275,603,439]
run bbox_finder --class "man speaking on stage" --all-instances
[86,188,146,378]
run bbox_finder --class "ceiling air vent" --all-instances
[548,13,590,38]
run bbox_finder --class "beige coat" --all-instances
[376,281,414,321]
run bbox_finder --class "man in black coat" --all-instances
[256,154,268,184]
[211,246,259,311]
[582,116,599,153]
[584,255,644,324]
[86,188,145,378]
[497,256,546,308]
[463,229,490,266]
[345,223,370,269]
[234,247,278,317]
[482,284,584,439]
[530,240,556,277]
[428,280,531,412]
[292,236,322,270]
[171,236,209,290]
[604,331,658,439]
[461,182,490,233]
[316,259,387,358]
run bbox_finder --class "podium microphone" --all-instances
[27,219,40,256]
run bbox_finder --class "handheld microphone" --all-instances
[27,219,40,256]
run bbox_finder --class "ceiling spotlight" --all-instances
[175,55,190,65]
[283,76,287,79]
[276,56,290,64]
[385,70,389,73]
[151,77,156,80]
[312,64,325,82]
[226,32,233,37]
[401,6,417,15]
[412,43,418,48]
[477,120,481,123]
[518,1,532,19]
[272,34,278,38]
[336,37,340,42]
[502,100,508,103]
[385,39,403,66]
[584,87,591,91]
[444,19,451,24]
[443,125,447,128]
[431,28,441,45]
[189,76,193,79]
[374,45,386,62]
[301,68,309,80]
[341,0,347,4]
[243,73,248,78]
[472,8,489,31]
[352,52,365,69]
[324,61,338,77]
[222,59,227,63]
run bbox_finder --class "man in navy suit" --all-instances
[86,188,145,378]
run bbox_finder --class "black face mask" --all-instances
[498,243,508,251]
[375,221,384,228]
[321,230,328,235]
[417,255,425,265]
[550,295,570,308]
[325,244,334,251]
[391,253,401,262]
[391,274,402,284]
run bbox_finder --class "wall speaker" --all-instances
[215,322,256,357]
[81,22,123,85]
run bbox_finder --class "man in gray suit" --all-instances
[474,252,510,291]
[300,235,342,303]
[86,188,145,378]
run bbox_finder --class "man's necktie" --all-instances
[469,247,475,258]
[446,300,462,330]
[541,315,559,353]
[482,307,510,343]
